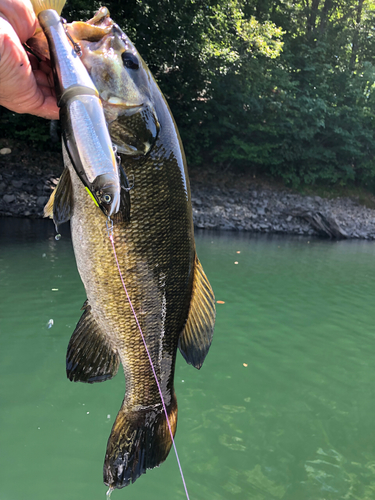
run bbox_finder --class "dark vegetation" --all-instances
[2,0,375,190]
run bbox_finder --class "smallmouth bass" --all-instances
[30,0,216,490]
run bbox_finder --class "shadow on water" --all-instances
[2,219,375,500]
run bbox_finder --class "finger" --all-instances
[27,51,40,70]
[32,94,60,119]
[39,84,56,98]
[33,68,54,88]
[0,0,37,43]
[0,18,35,98]
[0,18,58,119]
[39,59,53,75]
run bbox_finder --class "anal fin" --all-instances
[178,255,216,369]
[67,300,120,383]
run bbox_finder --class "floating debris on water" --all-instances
[234,261,238,265]
[217,300,225,304]
[42,253,46,258]
[47,319,54,329]
[52,288,59,291]
[243,363,248,367]
[106,486,114,498]
[236,251,241,254]
[55,234,61,241]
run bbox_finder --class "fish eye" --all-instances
[121,51,139,70]
[103,194,112,204]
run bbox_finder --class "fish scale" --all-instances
[69,127,191,404]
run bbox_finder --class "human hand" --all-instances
[0,0,59,119]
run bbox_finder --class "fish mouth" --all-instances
[105,97,144,113]
[107,97,142,108]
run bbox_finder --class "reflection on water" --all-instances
[1,220,375,499]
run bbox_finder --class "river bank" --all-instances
[1,144,375,239]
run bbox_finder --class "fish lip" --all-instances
[105,99,144,114]
[107,98,143,109]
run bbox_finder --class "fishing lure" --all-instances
[38,9,124,218]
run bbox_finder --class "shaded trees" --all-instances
[77,0,375,187]
[206,0,375,186]
[2,0,375,188]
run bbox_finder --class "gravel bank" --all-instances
[189,181,375,239]
[1,147,375,239]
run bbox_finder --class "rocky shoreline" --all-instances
[189,179,375,239]
[1,146,375,240]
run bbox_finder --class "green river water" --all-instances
[1,218,375,500]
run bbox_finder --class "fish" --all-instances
[29,0,216,490]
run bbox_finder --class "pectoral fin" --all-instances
[44,166,73,229]
[178,256,216,369]
[66,300,120,383]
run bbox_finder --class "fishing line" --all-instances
[106,218,190,500]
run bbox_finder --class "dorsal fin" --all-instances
[178,256,216,369]
[43,166,73,229]
[67,300,120,383]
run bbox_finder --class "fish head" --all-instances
[67,9,160,156]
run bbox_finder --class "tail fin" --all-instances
[104,393,178,489]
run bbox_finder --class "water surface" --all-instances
[1,219,375,500]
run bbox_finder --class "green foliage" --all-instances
[96,0,375,188]
[177,0,375,188]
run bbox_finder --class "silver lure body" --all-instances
[38,9,121,216]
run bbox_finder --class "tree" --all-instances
[3,0,375,189]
